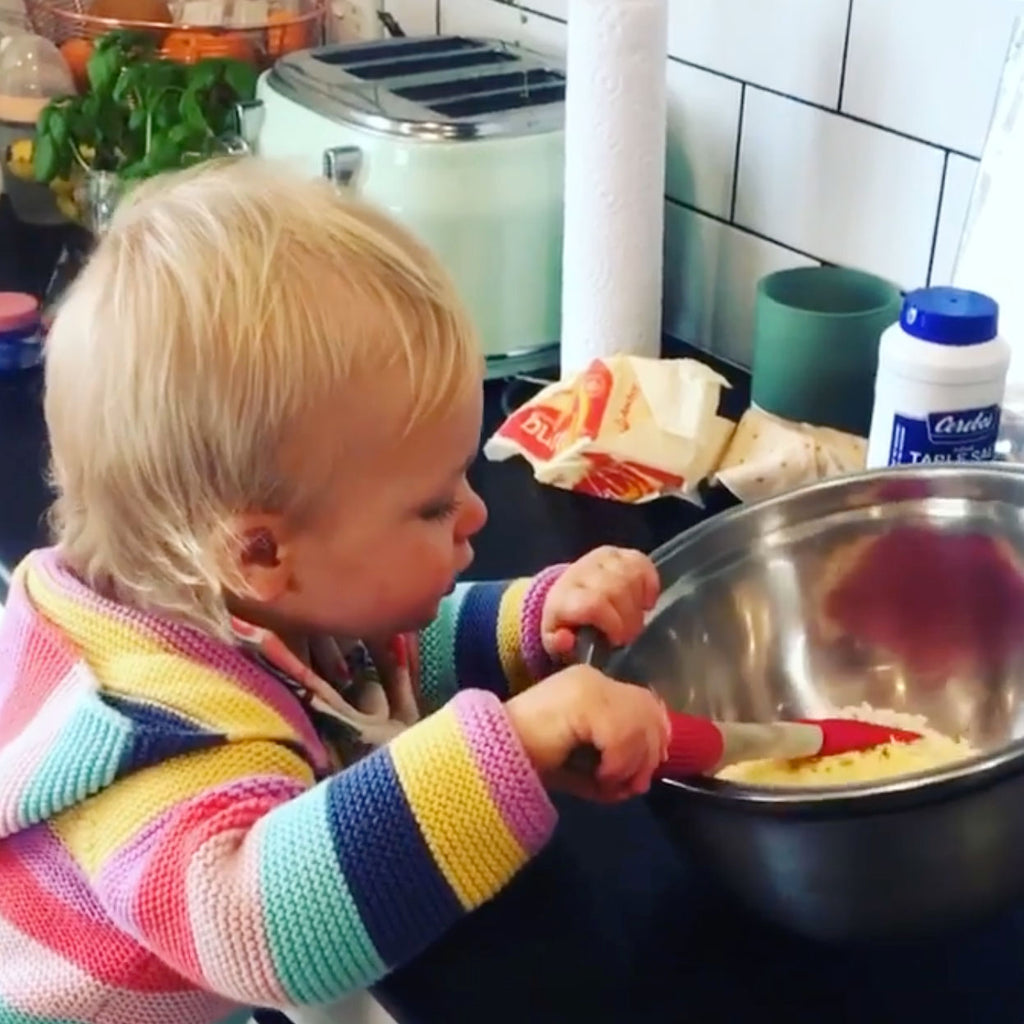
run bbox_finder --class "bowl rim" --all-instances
[610,463,1024,810]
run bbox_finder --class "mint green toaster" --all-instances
[248,36,566,377]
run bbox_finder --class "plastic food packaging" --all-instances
[484,356,735,504]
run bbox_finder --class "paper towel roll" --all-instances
[559,0,668,378]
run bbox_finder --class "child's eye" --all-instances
[420,499,459,522]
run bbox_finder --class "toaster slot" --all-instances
[395,68,563,103]
[340,50,518,81]
[430,82,565,118]
[314,36,480,66]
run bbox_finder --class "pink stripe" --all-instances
[519,565,566,681]
[33,550,330,773]
[187,821,290,1007]
[8,824,107,917]
[451,690,557,854]
[95,774,303,947]
[0,672,83,836]
[0,590,75,747]
[0,914,235,1024]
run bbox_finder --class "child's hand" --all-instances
[541,547,660,658]
[506,664,668,801]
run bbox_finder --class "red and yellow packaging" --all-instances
[484,356,735,504]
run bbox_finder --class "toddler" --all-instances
[0,158,668,1023]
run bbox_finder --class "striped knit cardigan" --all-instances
[0,548,563,1024]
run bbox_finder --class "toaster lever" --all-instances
[324,146,364,189]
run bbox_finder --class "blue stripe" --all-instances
[325,745,463,965]
[260,783,385,1002]
[102,693,226,775]
[453,581,508,697]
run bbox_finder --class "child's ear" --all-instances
[229,513,293,603]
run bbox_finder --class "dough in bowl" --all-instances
[716,704,976,787]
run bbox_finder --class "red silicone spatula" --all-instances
[567,711,921,780]
[658,711,922,778]
[567,628,921,779]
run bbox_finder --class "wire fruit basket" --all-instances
[24,0,325,71]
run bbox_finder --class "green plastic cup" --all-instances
[751,266,902,436]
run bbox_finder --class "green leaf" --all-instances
[188,60,221,91]
[179,88,208,132]
[168,122,195,146]
[223,59,258,100]
[113,63,141,102]
[87,47,120,96]
[49,112,69,149]
[32,134,58,183]
[146,132,184,173]
[128,106,148,132]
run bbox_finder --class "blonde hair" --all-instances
[45,156,480,638]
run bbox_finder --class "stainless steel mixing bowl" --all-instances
[594,465,1024,940]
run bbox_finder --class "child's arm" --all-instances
[53,689,556,1010]
[416,565,566,712]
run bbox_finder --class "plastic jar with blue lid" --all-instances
[866,286,1010,468]
[0,292,42,375]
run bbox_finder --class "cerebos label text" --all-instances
[887,404,1001,464]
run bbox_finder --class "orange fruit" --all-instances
[161,30,255,65]
[265,10,307,58]
[87,0,172,23]
[59,37,94,92]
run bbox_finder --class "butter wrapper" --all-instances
[484,356,735,504]
[714,407,866,502]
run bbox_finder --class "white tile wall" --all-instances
[735,88,946,286]
[930,154,982,285]
[663,203,819,367]
[405,0,1013,367]
[378,0,437,36]
[666,0,851,108]
[665,60,742,218]
[842,0,1017,156]
[438,0,565,53]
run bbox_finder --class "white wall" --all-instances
[385,0,1019,368]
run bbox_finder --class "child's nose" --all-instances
[457,488,488,541]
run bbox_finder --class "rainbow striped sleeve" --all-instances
[52,689,556,1009]
[417,565,567,712]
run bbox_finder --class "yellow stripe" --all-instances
[389,706,528,909]
[26,566,299,743]
[495,579,534,695]
[52,741,313,876]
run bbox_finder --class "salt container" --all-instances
[866,287,1010,468]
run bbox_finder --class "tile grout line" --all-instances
[666,194,829,266]
[836,0,855,111]
[489,0,980,163]
[925,150,951,287]
[728,83,746,223]
[665,55,978,162]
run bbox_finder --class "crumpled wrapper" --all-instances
[484,356,735,504]
[713,406,866,502]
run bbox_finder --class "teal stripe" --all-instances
[17,692,131,827]
[260,782,385,1003]
[418,584,470,710]
[0,994,80,1023]
[217,1011,255,1024]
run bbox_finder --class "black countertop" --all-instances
[6,199,1024,1023]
